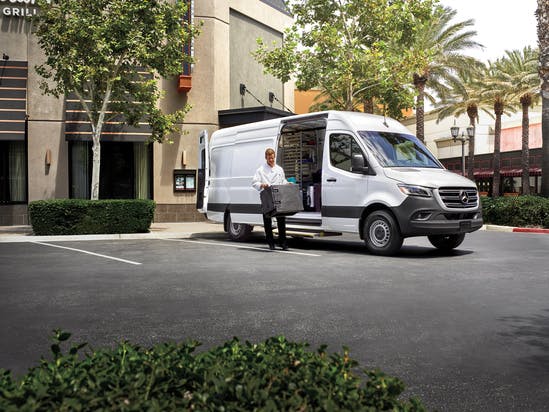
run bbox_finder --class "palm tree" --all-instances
[412,6,483,142]
[492,47,540,195]
[480,63,518,197]
[537,0,549,196]
[435,69,489,180]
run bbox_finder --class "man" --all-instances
[252,147,288,250]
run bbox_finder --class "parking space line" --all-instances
[31,241,142,265]
[162,238,321,257]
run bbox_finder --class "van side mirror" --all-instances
[351,154,369,174]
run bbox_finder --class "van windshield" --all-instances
[358,131,441,168]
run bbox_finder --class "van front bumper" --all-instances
[391,196,483,237]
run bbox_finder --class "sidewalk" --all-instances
[0,221,226,243]
[0,222,548,243]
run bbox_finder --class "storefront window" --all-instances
[69,141,151,199]
[0,141,27,203]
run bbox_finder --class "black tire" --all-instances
[227,213,253,241]
[363,210,403,256]
[428,233,465,251]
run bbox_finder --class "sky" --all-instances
[438,0,538,62]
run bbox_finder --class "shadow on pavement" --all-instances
[188,232,475,259]
[498,309,549,373]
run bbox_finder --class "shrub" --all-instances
[481,195,549,228]
[0,331,426,411]
[28,199,156,235]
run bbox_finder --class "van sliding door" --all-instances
[322,132,369,232]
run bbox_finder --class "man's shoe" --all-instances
[281,244,288,251]
[268,243,275,250]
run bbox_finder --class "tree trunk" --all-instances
[91,133,101,200]
[538,0,549,196]
[413,73,427,143]
[363,97,374,114]
[492,100,504,198]
[520,96,531,195]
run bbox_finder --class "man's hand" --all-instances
[261,183,269,189]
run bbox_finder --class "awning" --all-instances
[473,167,542,178]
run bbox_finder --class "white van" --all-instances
[197,111,482,255]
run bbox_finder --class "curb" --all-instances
[481,224,549,234]
[512,227,549,234]
[1,224,548,243]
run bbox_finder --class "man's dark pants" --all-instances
[263,214,287,248]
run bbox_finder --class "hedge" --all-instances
[0,331,426,411]
[28,199,156,235]
[481,195,549,228]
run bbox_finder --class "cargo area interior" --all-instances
[277,118,326,214]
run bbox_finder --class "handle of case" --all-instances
[326,178,337,182]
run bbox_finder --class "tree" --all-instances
[411,6,483,142]
[480,63,518,197]
[492,47,540,195]
[537,0,549,196]
[253,0,437,119]
[435,69,490,180]
[33,0,200,200]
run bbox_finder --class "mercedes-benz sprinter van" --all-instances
[197,111,482,255]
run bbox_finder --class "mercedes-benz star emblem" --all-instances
[460,190,470,204]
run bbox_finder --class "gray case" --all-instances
[260,184,304,217]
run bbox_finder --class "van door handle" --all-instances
[326,178,337,182]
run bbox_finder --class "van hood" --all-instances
[383,167,476,188]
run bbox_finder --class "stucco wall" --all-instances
[229,10,284,110]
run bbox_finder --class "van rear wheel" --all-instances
[227,213,253,241]
[428,233,465,251]
[363,210,403,256]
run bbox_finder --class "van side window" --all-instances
[330,134,364,173]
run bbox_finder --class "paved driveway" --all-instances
[1,230,548,411]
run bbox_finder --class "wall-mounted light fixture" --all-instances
[181,150,187,168]
[45,149,52,166]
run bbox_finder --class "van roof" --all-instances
[211,110,412,139]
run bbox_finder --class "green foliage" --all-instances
[0,331,426,411]
[33,0,199,141]
[28,199,156,235]
[32,0,200,199]
[481,196,549,228]
[254,0,438,117]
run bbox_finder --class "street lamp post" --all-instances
[450,124,475,176]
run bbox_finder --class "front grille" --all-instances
[438,187,478,209]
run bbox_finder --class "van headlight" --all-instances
[398,184,432,197]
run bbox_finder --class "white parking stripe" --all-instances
[31,241,142,265]
[163,238,321,257]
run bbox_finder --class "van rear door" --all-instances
[196,130,209,213]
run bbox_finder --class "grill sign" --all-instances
[459,190,470,205]
[1,0,50,17]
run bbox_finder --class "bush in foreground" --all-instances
[28,199,156,235]
[481,195,549,228]
[0,331,425,411]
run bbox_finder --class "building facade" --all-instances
[0,0,293,225]
[402,108,543,196]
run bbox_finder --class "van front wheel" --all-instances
[227,214,253,241]
[363,211,403,256]
[428,233,465,251]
